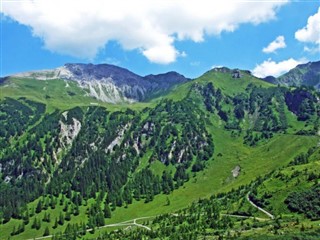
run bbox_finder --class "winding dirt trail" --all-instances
[26,216,152,240]
[246,192,274,219]
[26,193,275,240]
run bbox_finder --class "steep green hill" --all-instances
[0,66,319,239]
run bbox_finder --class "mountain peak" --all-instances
[271,60,320,90]
[62,63,143,83]
[211,66,232,73]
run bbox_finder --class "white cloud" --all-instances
[303,46,320,54]
[179,51,187,58]
[252,58,307,78]
[2,0,288,64]
[142,45,178,64]
[262,36,286,53]
[211,65,223,69]
[295,7,320,44]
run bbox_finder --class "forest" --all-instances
[0,78,319,239]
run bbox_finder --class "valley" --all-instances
[0,63,319,239]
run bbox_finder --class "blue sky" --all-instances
[1,1,319,78]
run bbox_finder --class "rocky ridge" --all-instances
[12,63,188,103]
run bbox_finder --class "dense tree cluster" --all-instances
[285,88,318,121]
[289,147,316,166]
[0,97,45,148]
[196,83,319,146]
[285,185,320,220]
[0,96,214,225]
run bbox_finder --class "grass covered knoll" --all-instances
[196,68,272,96]
[155,67,273,103]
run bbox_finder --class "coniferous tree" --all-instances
[65,211,71,221]
[11,226,16,236]
[43,226,50,236]
[23,208,30,225]
[104,203,111,218]
[36,200,42,213]
[166,197,171,206]
[31,217,38,229]
[53,217,58,229]
[74,203,80,216]
[58,212,64,225]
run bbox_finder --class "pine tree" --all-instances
[74,204,80,216]
[31,217,38,229]
[43,212,48,222]
[81,221,87,235]
[65,211,71,221]
[60,195,65,206]
[63,201,68,212]
[30,207,35,217]
[96,212,105,226]
[23,208,30,225]
[166,197,171,206]
[43,226,50,236]
[18,223,25,234]
[58,212,65,225]
[11,225,16,236]
[50,196,56,209]
[104,203,111,218]
[36,200,42,213]
[53,217,58,229]
[36,218,41,230]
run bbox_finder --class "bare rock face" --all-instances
[232,70,242,79]
[106,124,130,153]
[231,165,241,178]
[59,112,82,148]
[212,67,231,73]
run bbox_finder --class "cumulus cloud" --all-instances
[262,36,286,53]
[252,58,307,78]
[295,7,320,44]
[2,0,287,64]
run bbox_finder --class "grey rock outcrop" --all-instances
[232,70,242,78]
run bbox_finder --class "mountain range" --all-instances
[263,61,320,90]
[0,61,319,239]
[10,63,188,103]
[4,61,319,106]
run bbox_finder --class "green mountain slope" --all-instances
[0,77,152,112]
[264,61,320,90]
[0,66,319,239]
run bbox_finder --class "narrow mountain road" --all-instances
[26,196,274,240]
[221,214,269,221]
[246,192,274,219]
[133,218,152,230]
[26,216,153,240]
